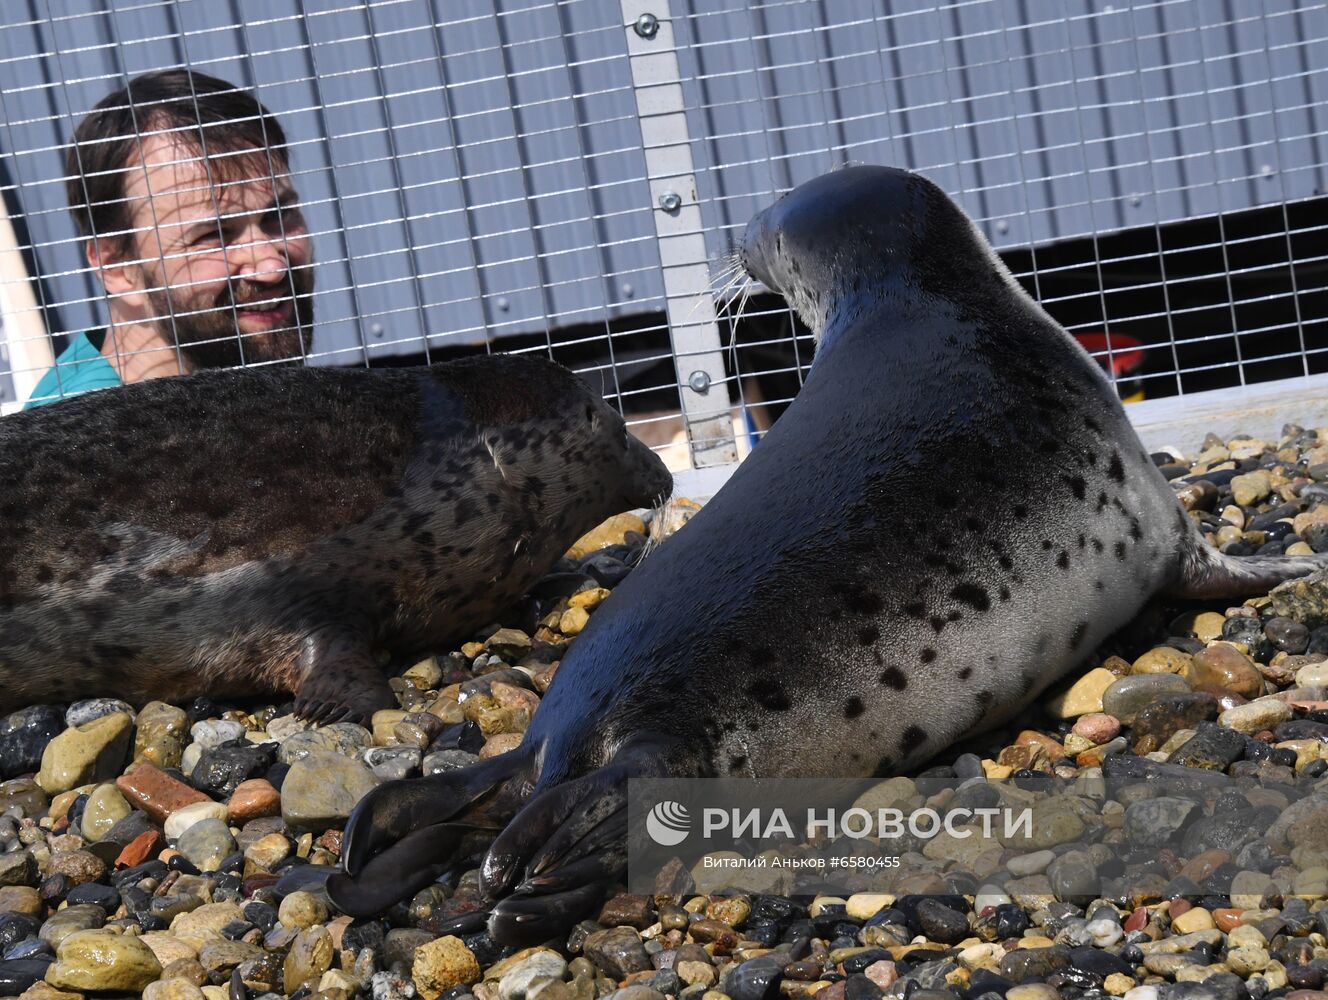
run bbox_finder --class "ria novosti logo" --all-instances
[646,801,691,846]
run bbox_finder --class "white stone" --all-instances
[189,720,246,750]
[164,800,229,841]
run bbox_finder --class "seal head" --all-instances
[740,165,1008,342]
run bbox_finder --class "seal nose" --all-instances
[738,215,777,292]
[626,432,672,509]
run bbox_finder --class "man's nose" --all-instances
[230,225,290,283]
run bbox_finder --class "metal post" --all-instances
[621,0,736,469]
[0,195,53,412]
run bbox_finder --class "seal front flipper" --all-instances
[487,811,631,946]
[477,739,686,945]
[291,626,393,725]
[1168,541,1328,600]
[325,749,533,918]
[481,761,633,895]
[477,763,634,946]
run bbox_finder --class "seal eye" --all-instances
[584,404,599,428]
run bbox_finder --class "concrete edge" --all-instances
[669,372,1328,500]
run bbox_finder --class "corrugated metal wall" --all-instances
[677,0,1327,250]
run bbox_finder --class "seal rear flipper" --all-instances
[1169,544,1328,600]
[325,749,533,918]
[292,626,393,725]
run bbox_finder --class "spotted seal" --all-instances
[0,355,671,722]
[328,165,1326,940]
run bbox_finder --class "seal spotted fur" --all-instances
[0,355,671,721]
[328,165,1328,940]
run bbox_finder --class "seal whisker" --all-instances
[637,494,671,562]
[709,268,747,321]
[689,251,744,325]
[727,276,756,379]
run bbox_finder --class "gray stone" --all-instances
[1270,568,1328,627]
[0,850,36,887]
[38,904,106,949]
[371,971,418,1000]
[176,817,237,872]
[1102,674,1192,725]
[583,927,651,980]
[1000,945,1070,981]
[277,725,373,765]
[65,699,135,728]
[1123,797,1199,846]
[1265,790,1328,851]
[1048,851,1100,900]
[382,927,435,971]
[723,955,784,1000]
[424,749,482,775]
[1007,850,1055,876]
[1167,725,1247,770]
[364,746,422,782]
[499,953,570,1000]
[280,750,380,831]
[898,959,958,992]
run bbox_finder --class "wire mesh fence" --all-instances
[1,0,1325,476]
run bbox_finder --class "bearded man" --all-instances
[26,69,313,407]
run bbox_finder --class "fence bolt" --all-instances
[688,370,710,393]
[634,12,659,38]
[658,190,682,213]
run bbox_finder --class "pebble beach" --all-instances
[4,426,1328,1000]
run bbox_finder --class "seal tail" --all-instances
[325,749,533,918]
[1169,540,1328,600]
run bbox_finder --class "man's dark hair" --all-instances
[65,69,289,254]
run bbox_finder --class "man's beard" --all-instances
[146,265,315,370]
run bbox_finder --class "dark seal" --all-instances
[328,165,1327,940]
[0,355,671,722]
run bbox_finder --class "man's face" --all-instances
[105,131,314,368]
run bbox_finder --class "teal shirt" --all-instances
[24,331,121,409]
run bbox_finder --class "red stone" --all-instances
[115,829,163,868]
[1124,906,1148,932]
[864,961,898,990]
[1178,849,1230,884]
[226,778,280,824]
[116,762,210,822]
[1214,908,1244,932]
